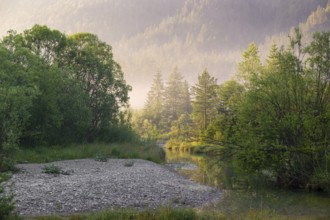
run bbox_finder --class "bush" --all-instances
[311,170,330,193]
[0,174,14,218]
[123,160,134,167]
[165,139,181,150]
[42,164,62,175]
[95,154,108,162]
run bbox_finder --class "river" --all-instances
[165,148,330,217]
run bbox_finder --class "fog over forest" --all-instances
[1,0,329,107]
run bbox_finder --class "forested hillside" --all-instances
[0,0,183,43]
[121,0,328,51]
[118,0,330,81]
[1,0,329,107]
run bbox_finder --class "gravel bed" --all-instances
[6,159,221,217]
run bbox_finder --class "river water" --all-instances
[165,148,330,217]
[165,149,221,187]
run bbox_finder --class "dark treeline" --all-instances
[0,25,134,171]
[134,29,330,192]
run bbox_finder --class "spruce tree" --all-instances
[144,71,165,129]
[191,69,218,133]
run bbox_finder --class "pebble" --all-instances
[5,159,221,216]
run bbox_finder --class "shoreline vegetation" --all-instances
[6,141,329,220]
[165,139,221,155]
[134,28,330,196]
[0,24,329,219]
[14,142,165,165]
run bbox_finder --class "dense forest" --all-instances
[134,29,330,192]
[0,25,134,172]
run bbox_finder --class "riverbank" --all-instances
[165,148,330,219]
[6,159,221,217]
[14,142,165,164]
[165,140,221,155]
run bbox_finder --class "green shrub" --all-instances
[95,154,108,162]
[123,160,134,167]
[110,148,121,157]
[42,165,62,175]
[0,174,15,219]
[0,193,14,219]
[311,170,330,193]
[165,139,181,150]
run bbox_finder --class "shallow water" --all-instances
[165,149,330,217]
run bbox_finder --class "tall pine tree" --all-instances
[191,69,218,134]
[143,71,165,129]
[163,68,184,129]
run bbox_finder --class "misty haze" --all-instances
[1,0,329,107]
[1,1,330,219]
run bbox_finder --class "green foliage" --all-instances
[163,68,192,131]
[64,32,132,142]
[0,173,14,219]
[169,113,193,141]
[236,42,262,88]
[0,43,39,171]
[95,154,108,162]
[204,80,245,143]
[32,207,197,220]
[123,160,134,167]
[0,195,14,219]
[42,164,62,175]
[14,142,165,164]
[134,69,192,140]
[42,164,72,175]
[144,72,165,130]
[132,29,329,193]
[154,30,329,192]
[0,25,132,147]
[134,30,329,193]
[191,69,218,136]
[219,30,330,191]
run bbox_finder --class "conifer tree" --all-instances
[163,68,186,129]
[144,71,165,128]
[191,69,218,133]
[237,43,262,88]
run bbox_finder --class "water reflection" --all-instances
[165,149,330,217]
[165,149,223,188]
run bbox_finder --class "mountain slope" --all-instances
[114,0,329,80]
[0,0,329,107]
[0,0,183,43]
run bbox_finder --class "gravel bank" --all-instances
[7,159,221,216]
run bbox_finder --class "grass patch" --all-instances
[25,207,197,220]
[17,205,330,220]
[15,142,165,164]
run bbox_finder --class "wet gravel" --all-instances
[6,159,221,217]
